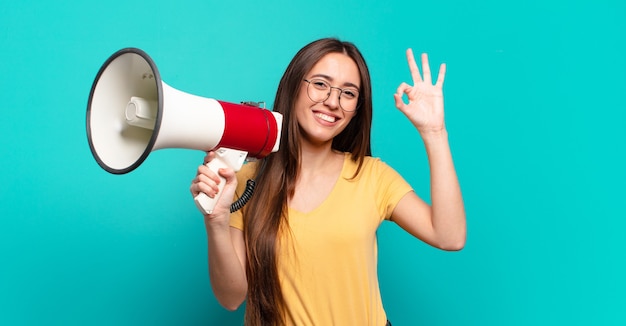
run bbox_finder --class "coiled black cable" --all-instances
[228,155,269,213]
[230,179,256,213]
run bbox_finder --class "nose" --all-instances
[323,87,342,109]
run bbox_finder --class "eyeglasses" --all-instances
[303,79,360,112]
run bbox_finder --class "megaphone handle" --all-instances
[194,158,228,215]
[194,148,248,215]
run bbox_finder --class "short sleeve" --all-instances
[371,159,413,220]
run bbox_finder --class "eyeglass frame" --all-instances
[302,78,361,112]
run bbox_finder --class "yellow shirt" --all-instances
[230,154,413,326]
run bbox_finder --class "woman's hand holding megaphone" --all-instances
[190,151,239,222]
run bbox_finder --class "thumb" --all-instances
[216,168,238,206]
[394,92,408,112]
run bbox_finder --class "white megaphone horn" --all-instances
[86,48,283,215]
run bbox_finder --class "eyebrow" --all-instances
[309,73,360,90]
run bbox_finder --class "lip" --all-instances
[312,110,341,125]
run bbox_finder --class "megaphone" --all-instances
[86,48,283,214]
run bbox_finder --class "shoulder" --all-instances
[237,160,258,179]
[230,161,258,230]
[341,154,413,220]
[234,160,258,193]
[343,154,396,179]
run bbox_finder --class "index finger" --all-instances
[406,48,422,84]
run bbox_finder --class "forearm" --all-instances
[422,129,466,250]
[205,221,248,310]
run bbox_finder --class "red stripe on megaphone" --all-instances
[217,101,279,158]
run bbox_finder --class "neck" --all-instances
[298,141,343,173]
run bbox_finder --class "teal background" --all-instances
[1,0,625,325]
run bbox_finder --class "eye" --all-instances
[311,79,329,90]
[342,89,358,99]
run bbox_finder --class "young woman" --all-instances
[190,38,466,326]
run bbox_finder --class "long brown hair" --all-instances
[241,38,373,326]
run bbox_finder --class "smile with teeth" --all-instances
[315,112,338,123]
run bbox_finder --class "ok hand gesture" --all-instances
[393,49,446,135]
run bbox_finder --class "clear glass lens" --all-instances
[305,79,359,112]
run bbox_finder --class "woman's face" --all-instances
[294,52,361,148]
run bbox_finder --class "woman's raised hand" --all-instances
[393,49,446,135]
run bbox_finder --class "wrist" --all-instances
[204,214,231,233]
[419,128,448,142]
